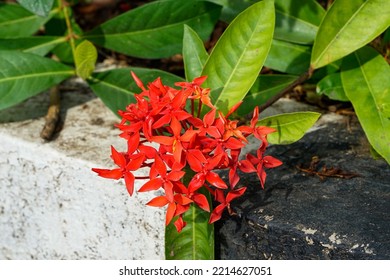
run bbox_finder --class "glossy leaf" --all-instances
[165,172,213,260]
[274,0,325,44]
[237,74,298,116]
[258,112,321,144]
[0,3,54,38]
[265,39,311,75]
[75,40,97,80]
[88,67,184,116]
[311,0,390,69]
[316,72,349,102]
[201,0,275,114]
[183,25,209,81]
[84,1,221,59]
[0,51,74,110]
[0,36,65,56]
[341,47,390,164]
[16,0,55,17]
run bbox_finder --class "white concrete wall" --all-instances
[0,85,165,260]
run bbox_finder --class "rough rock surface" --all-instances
[216,117,390,260]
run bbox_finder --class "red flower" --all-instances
[93,74,282,232]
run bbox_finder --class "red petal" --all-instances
[151,135,174,146]
[209,203,226,224]
[193,194,210,212]
[170,117,182,136]
[206,172,228,189]
[167,170,185,181]
[152,114,171,129]
[263,156,283,168]
[174,194,192,205]
[174,216,186,232]
[127,132,140,155]
[139,178,163,192]
[226,187,246,202]
[92,168,123,179]
[146,196,169,207]
[166,202,176,225]
[127,153,145,171]
[110,146,126,167]
[124,172,135,196]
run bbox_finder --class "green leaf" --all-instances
[199,0,257,22]
[237,74,298,116]
[16,0,55,17]
[0,3,54,38]
[75,40,97,80]
[311,0,390,69]
[165,170,214,260]
[258,112,321,144]
[265,39,311,75]
[316,72,349,102]
[88,67,184,116]
[274,0,325,44]
[165,203,214,260]
[341,46,390,164]
[0,36,65,56]
[201,0,275,114]
[84,1,221,59]
[0,51,74,111]
[183,25,209,81]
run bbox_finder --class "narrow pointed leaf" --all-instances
[84,1,221,59]
[274,0,325,44]
[75,40,97,80]
[0,51,74,110]
[237,74,298,115]
[88,67,184,116]
[0,36,65,56]
[16,0,54,17]
[265,39,311,75]
[341,47,390,164]
[258,112,321,144]
[0,3,54,38]
[183,25,209,81]
[201,0,275,114]
[311,0,390,69]
[316,72,349,102]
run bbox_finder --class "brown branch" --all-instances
[40,86,61,141]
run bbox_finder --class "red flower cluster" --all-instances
[92,73,282,232]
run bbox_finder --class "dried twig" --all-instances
[40,86,61,141]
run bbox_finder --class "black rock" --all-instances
[216,119,390,260]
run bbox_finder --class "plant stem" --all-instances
[258,70,311,112]
[60,0,77,63]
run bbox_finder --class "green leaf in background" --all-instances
[258,112,321,144]
[16,0,55,17]
[201,0,275,114]
[75,40,97,80]
[200,0,257,23]
[182,25,209,81]
[274,0,325,44]
[0,36,65,56]
[237,74,298,116]
[341,47,390,164]
[0,3,55,38]
[265,39,311,75]
[316,72,349,102]
[0,51,74,111]
[88,67,184,116]
[311,0,390,69]
[84,1,221,59]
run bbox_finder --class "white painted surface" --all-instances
[0,85,165,260]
